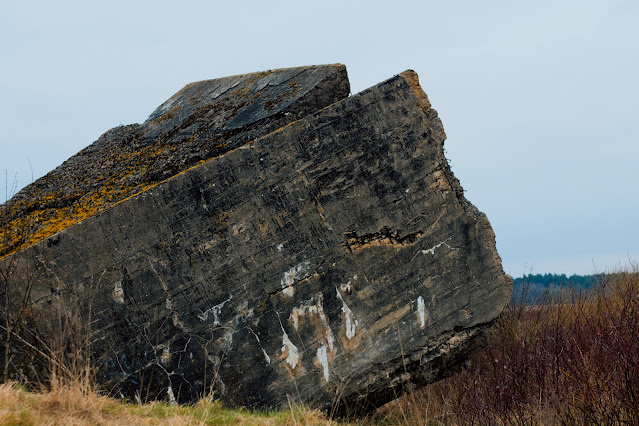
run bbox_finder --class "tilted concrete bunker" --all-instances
[0,65,511,414]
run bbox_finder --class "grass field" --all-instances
[0,382,342,425]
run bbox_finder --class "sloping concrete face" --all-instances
[1,69,511,414]
[0,65,349,257]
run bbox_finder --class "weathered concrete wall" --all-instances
[0,65,349,257]
[1,69,511,414]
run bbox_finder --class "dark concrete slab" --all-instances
[1,69,510,415]
[0,65,349,257]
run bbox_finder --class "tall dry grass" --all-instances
[0,381,340,425]
[375,266,639,425]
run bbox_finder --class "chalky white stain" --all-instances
[167,385,176,404]
[248,327,271,364]
[276,243,284,252]
[223,329,234,351]
[289,293,334,351]
[160,346,171,364]
[316,345,330,382]
[417,295,427,328]
[288,293,336,382]
[336,285,358,339]
[112,281,124,304]
[281,330,299,369]
[420,237,458,257]
[198,296,231,324]
[280,260,311,297]
[422,241,446,256]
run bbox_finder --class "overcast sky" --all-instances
[1,0,637,277]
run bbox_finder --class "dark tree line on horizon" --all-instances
[512,273,603,304]
[513,273,601,289]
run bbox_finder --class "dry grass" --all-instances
[0,381,340,426]
[372,264,639,425]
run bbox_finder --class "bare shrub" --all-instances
[1,210,97,396]
[375,265,639,424]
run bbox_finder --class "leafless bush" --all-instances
[1,190,97,394]
[375,265,639,425]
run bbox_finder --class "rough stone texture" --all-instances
[1,68,511,415]
[0,65,349,257]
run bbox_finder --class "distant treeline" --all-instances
[513,273,602,289]
[512,273,604,304]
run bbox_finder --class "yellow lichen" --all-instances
[1,71,315,259]
[150,105,181,125]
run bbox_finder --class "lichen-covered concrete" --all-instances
[0,65,349,257]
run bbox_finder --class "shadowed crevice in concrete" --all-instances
[343,227,424,252]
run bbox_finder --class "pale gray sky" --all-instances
[1,0,637,277]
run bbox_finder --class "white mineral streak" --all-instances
[422,241,446,256]
[198,296,231,324]
[317,345,330,382]
[420,237,457,257]
[249,327,271,364]
[336,285,358,339]
[224,329,234,347]
[417,295,426,328]
[289,293,334,350]
[112,281,124,304]
[280,260,311,297]
[281,330,299,369]
[160,346,171,364]
[167,385,176,404]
